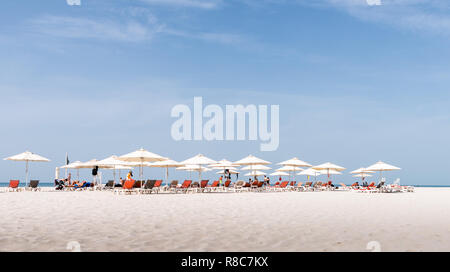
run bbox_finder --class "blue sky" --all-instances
[1,0,450,185]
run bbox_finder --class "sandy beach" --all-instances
[1,187,449,252]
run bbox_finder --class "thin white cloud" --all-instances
[29,15,156,42]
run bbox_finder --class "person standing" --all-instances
[219,176,223,187]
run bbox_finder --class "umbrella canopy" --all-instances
[234,155,270,166]
[366,161,401,172]
[277,166,304,172]
[97,155,136,167]
[61,161,83,169]
[270,171,289,176]
[180,154,217,166]
[60,161,84,180]
[353,173,373,178]
[119,148,167,163]
[245,171,267,177]
[276,165,304,181]
[5,151,50,162]
[209,159,239,169]
[216,169,240,175]
[366,161,401,182]
[235,155,270,178]
[312,162,346,172]
[241,165,272,171]
[148,159,183,183]
[180,154,216,180]
[4,151,50,186]
[350,167,375,174]
[312,162,346,182]
[278,157,312,167]
[177,164,212,180]
[119,148,167,180]
[319,169,342,175]
[298,168,323,177]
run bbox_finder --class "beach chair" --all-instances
[223,180,232,191]
[140,180,156,194]
[278,181,289,192]
[8,180,20,192]
[289,181,297,191]
[200,180,209,192]
[256,182,264,192]
[339,183,350,191]
[206,181,219,192]
[295,182,304,192]
[104,180,115,190]
[233,180,245,193]
[302,182,313,192]
[133,180,144,189]
[176,180,192,194]
[115,179,136,195]
[152,180,163,194]
[169,180,179,192]
[250,181,259,191]
[27,180,40,192]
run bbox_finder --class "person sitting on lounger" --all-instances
[115,178,124,188]
[127,171,133,181]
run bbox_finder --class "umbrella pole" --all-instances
[113,169,116,187]
[166,166,169,186]
[25,160,29,187]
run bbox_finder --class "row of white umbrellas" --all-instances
[3,150,401,186]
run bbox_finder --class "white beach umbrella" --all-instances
[147,159,182,184]
[209,159,239,169]
[235,155,270,166]
[298,168,323,182]
[61,161,84,180]
[119,148,167,181]
[241,165,272,171]
[278,157,312,168]
[4,151,50,187]
[177,164,212,180]
[209,159,239,179]
[353,173,373,178]
[180,154,217,180]
[312,162,346,182]
[235,155,270,179]
[216,169,240,175]
[350,168,375,174]
[276,165,304,181]
[97,155,137,185]
[245,171,267,177]
[270,171,289,181]
[366,161,401,182]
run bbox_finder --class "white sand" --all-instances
[1,188,450,252]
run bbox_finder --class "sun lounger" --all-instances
[294,182,304,191]
[104,180,115,190]
[169,180,179,192]
[176,180,192,194]
[275,181,289,192]
[152,180,163,194]
[200,180,209,192]
[7,180,20,192]
[26,180,40,191]
[206,181,219,192]
[233,180,245,193]
[139,180,156,194]
[115,180,136,195]
[223,180,232,191]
